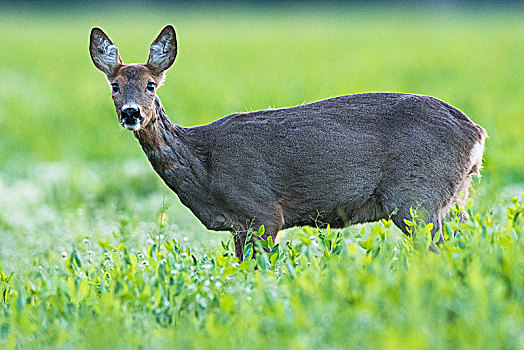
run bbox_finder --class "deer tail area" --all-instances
[469,126,488,179]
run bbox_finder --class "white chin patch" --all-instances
[123,123,140,131]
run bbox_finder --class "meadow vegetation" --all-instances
[0,5,523,349]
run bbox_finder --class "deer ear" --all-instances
[147,25,177,76]
[89,27,123,77]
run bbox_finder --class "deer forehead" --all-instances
[113,64,156,84]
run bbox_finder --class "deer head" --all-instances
[89,25,177,131]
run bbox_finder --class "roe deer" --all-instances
[90,25,486,259]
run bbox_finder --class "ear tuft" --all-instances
[147,25,177,76]
[89,27,122,77]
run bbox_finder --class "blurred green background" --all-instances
[1,5,523,187]
[0,3,523,265]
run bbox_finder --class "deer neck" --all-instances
[133,97,205,193]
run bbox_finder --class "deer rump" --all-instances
[179,92,486,240]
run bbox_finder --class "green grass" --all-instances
[0,4,524,349]
[1,198,523,349]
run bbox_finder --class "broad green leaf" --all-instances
[267,236,274,248]
[257,253,269,271]
[243,243,253,262]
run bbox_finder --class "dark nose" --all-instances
[121,107,142,123]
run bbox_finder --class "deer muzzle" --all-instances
[121,107,143,130]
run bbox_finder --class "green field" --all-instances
[1,5,523,349]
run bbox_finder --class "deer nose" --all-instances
[121,107,141,122]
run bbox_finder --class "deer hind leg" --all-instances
[440,173,474,238]
[388,205,444,244]
[453,174,473,223]
[381,187,446,244]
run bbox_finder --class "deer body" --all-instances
[90,26,486,259]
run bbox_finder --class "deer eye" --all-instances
[111,83,120,93]
[146,82,155,91]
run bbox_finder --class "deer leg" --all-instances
[381,182,447,245]
[254,223,281,253]
[452,174,473,235]
[232,231,247,260]
[231,205,284,262]
[232,222,281,262]
[254,204,284,258]
[390,206,444,250]
[382,188,445,248]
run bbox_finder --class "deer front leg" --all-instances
[227,201,284,261]
[231,219,282,262]
[232,231,247,260]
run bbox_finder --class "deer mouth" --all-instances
[121,114,143,130]
[122,120,141,131]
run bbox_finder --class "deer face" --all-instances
[89,26,177,131]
